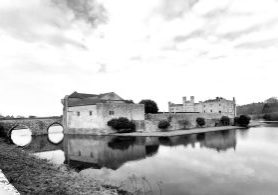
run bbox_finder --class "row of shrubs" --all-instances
[158,115,251,130]
[263,113,278,121]
[107,115,251,133]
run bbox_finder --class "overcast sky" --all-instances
[1,0,278,116]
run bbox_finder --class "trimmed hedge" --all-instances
[220,116,230,126]
[107,117,136,133]
[234,115,251,127]
[196,117,205,127]
[158,120,170,130]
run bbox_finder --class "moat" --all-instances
[11,124,278,195]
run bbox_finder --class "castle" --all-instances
[61,91,144,132]
[168,96,236,118]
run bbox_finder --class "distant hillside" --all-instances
[262,103,278,113]
[237,102,278,116]
[237,102,264,115]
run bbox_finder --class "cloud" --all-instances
[156,0,199,20]
[98,64,107,73]
[235,38,278,49]
[174,30,204,43]
[219,17,278,41]
[51,0,107,27]
[0,0,108,50]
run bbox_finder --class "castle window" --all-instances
[219,111,222,113]
[89,111,93,116]
[210,110,212,112]
[109,111,114,115]
[77,111,80,116]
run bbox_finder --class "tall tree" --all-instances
[139,99,159,114]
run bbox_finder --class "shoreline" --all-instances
[110,124,260,137]
[0,138,125,195]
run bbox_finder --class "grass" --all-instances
[0,138,127,195]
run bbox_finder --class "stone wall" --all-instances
[0,117,62,137]
[143,113,224,132]
[66,102,144,134]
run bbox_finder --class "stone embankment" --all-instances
[111,123,261,137]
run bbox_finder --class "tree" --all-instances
[264,97,278,103]
[220,116,230,126]
[196,117,205,127]
[139,99,159,114]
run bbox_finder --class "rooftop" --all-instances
[66,91,126,107]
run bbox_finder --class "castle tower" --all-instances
[233,97,236,117]
[190,96,195,103]
[182,97,187,105]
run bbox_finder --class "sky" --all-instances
[1,0,278,117]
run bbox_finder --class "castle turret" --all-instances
[182,97,187,105]
[233,97,236,117]
[190,96,195,103]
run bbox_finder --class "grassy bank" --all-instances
[0,139,125,195]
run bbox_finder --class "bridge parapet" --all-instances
[0,117,63,137]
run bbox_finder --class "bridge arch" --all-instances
[47,122,64,133]
[0,117,63,137]
[8,124,33,138]
[8,124,32,147]
[47,122,64,145]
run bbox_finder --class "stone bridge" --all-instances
[0,117,63,137]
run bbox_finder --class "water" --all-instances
[10,124,278,195]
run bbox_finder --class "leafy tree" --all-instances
[264,97,278,103]
[139,99,159,114]
[107,117,135,133]
[196,117,205,127]
[158,120,170,130]
[220,116,230,126]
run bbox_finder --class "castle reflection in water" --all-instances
[27,130,236,171]
[26,130,237,171]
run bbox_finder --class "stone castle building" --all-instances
[168,96,236,118]
[61,91,144,131]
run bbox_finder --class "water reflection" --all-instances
[9,126,278,195]
[64,135,159,170]
[10,126,32,146]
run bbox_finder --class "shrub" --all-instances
[235,115,251,127]
[263,114,271,121]
[196,117,205,127]
[0,125,6,137]
[107,117,136,133]
[108,137,136,150]
[263,113,278,121]
[158,120,170,130]
[220,116,230,126]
